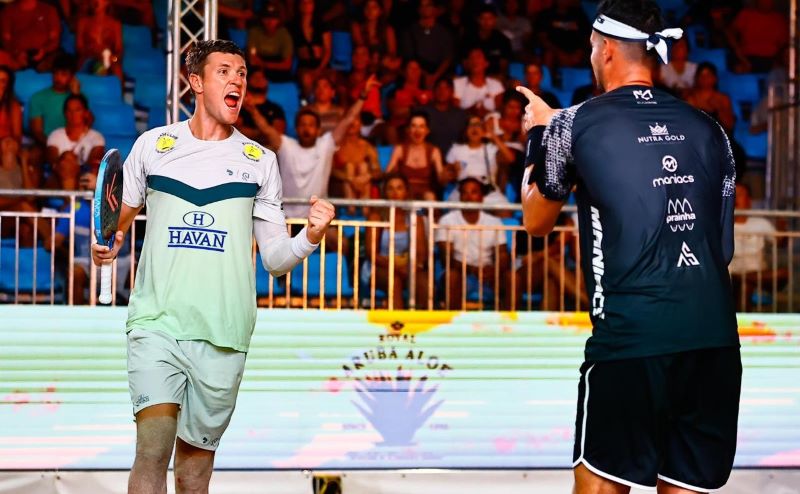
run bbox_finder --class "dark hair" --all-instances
[458,176,486,195]
[63,93,89,114]
[0,66,16,111]
[52,54,77,73]
[295,106,321,127]
[596,0,664,61]
[434,76,454,89]
[695,61,719,89]
[408,109,430,127]
[185,40,246,76]
[381,172,409,196]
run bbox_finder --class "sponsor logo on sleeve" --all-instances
[167,211,228,252]
[638,123,685,144]
[155,133,177,153]
[243,143,263,161]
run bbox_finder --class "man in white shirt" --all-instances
[45,93,105,172]
[453,48,505,115]
[436,177,510,310]
[251,76,380,219]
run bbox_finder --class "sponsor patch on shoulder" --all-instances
[155,133,178,153]
[243,143,263,161]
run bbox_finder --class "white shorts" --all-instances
[126,327,246,451]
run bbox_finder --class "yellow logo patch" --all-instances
[155,134,177,153]
[243,143,263,161]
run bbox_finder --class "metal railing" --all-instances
[1,190,798,312]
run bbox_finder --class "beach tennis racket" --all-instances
[93,149,123,305]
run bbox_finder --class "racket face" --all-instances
[93,149,123,248]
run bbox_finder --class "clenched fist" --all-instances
[306,195,335,244]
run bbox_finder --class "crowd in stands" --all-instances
[0,0,790,309]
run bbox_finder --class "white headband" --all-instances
[592,14,683,64]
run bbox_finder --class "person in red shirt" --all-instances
[0,0,62,71]
[729,0,789,73]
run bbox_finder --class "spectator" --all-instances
[535,0,591,68]
[351,0,401,82]
[440,0,470,42]
[291,0,332,100]
[570,70,602,104]
[45,94,105,177]
[520,62,561,108]
[331,118,380,212]
[445,114,514,205]
[658,38,696,96]
[399,0,455,88]
[236,69,287,140]
[338,46,383,122]
[0,66,22,144]
[29,54,80,147]
[420,77,469,156]
[308,74,344,135]
[497,0,532,59]
[461,2,513,77]
[750,45,789,135]
[729,0,788,73]
[108,0,155,28]
[729,183,787,311]
[686,61,735,133]
[363,173,429,309]
[247,1,294,82]
[453,48,505,116]
[251,75,381,219]
[218,0,254,32]
[386,59,433,142]
[0,139,45,247]
[0,0,62,71]
[494,98,526,199]
[436,176,510,310]
[75,0,123,79]
[385,110,450,200]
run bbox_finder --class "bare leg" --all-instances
[657,479,701,494]
[174,437,215,494]
[574,463,631,494]
[128,403,179,494]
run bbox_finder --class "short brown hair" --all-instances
[295,107,321,127]
[185,40,246,76]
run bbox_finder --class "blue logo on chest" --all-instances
[168,211,227,252]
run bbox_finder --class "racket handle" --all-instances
[99,264,113,304]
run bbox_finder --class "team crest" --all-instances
[155,133,177,153]
[243,143,263,161]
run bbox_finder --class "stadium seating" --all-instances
[0,241,64,301]
[734,123,767,160]
[104,134,136,160]
[255,257,287,298]
[558,68,592,93]
[690,48,727,73]
[269,82,299,137]
[60,21,76,55]
[683,24,710,49]
[290,252,355,298]
[133,75,168,127]
[123,53,167,78]
[122,24,153,51]
[330,31,353,72]
[13,70,52,107]
[77,74,123,104]
[377,145,393,172]
[509,62,553,91]
[229,28,247,50]
[90,102,136,137]
[501,217,520,253]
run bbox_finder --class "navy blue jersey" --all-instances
[527,85,738,361]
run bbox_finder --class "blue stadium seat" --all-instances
[501,217,520,253]
[0,243,65,297]
[558,68,592,92]
[90,102,136,136]
[229,28,247,49]
[734,123,767,160]
[683,24,710,49]
[122,24,153,51]
[132,75,167,127]
[659,0,690,23]
[77,74,123,104]
[553,89,574,108]
[720,73,762,105]
[689,48,727,73]
[330,31,353,72]
[269,82,299,137]
[377,145,393,171]
[255,258,287,297]
[13,70,52,106]
[60,22,76,55]
[123,53,167,77]
[505,182,519,203]
[154,0,168,30]
[581,1,597,19]
[104,134,136,160]
[291,252,355,298]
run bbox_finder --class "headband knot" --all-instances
[592,14,683,64]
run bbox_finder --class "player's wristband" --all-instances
[525,126,546,185]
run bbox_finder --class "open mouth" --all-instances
[224,91,241,109]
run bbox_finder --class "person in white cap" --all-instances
[517,0,740,492]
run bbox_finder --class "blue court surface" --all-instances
[0,307,798,470]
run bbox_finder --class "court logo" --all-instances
[168,211,227,252]
[633,89,656,104]
[666,198,696,232]
[677,242,700,267]
[662,155,678,172]
[242,143,263,161]
[155,133,177,153]
[638,123,685,144]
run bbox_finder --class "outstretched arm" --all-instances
[332,75,381,145]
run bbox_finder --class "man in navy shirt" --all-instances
[518,0,740,492]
